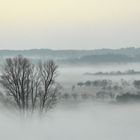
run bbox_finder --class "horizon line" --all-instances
[0,46,138,51]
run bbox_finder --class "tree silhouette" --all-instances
[0,56,60,116]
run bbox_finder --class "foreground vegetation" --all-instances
[0,56,60,117]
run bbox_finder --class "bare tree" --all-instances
[0,56,60,116]
[38,60,59,113]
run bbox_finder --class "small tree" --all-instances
[0,56,60,116]
[133,80,140,89]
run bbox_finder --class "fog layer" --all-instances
[0,103,140,140]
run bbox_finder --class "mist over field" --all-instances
[1,0,140,138]
[0,49,140,140]
[1,103,140,140]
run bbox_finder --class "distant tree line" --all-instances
[85,69,140,76]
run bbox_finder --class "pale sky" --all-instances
[0,0,140,50]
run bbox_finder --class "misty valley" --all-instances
[1,0,140,138]
[0,50,140,140]
[58,64,140,104]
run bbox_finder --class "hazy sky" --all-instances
[0,0,140,50]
